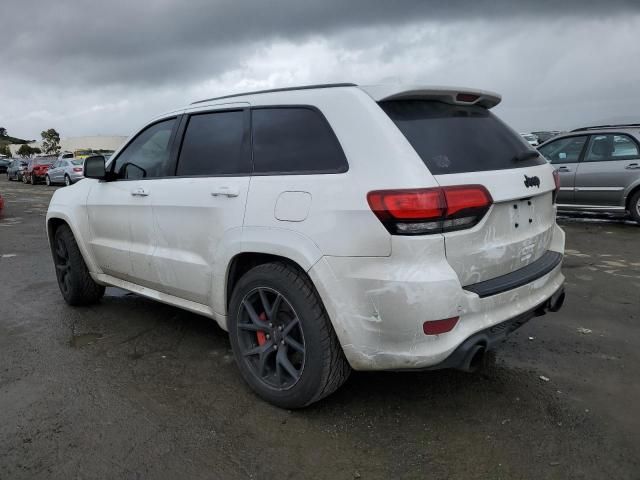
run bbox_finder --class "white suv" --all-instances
[46,83,566,408]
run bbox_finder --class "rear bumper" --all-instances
[427,285,565,371]
[309,224,566,371]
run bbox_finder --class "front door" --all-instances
[538,135,588,205]
[86,117,179,283]
[574,133,640,207]
[149,106,251,307]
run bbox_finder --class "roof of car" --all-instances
[190,83,502,109]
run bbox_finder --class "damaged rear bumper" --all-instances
[426,285,565,372]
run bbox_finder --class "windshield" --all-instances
[380,100,545,175]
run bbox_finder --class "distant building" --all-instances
[9,135,127,156]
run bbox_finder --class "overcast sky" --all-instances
[2,0,640,141]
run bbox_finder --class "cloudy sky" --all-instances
[2,0,640,141]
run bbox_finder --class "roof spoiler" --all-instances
[360,85,501,109]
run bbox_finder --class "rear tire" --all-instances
[52,224,105,305]
[629,190,640,224]
[228,262,350,408]
[64,175,72,186]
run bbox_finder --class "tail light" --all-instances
[73,167,83,172]
[367,185,492,235]
[552,169,560,204]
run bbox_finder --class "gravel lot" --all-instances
[1,178,639,479]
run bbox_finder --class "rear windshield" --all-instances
[35,158,54,165]
[380,100,545,175]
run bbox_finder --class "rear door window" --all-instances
[251,107,348,174]
[380,100,545,175]
[176,110,249,176]
[584,134,640,162]
[539,136,588,164]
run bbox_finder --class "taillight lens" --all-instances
[367,185,492,235]
[73,167,83,172]
[552,169,560,204]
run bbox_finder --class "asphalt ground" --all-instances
[1,178,639,479]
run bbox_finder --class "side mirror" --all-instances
[84,155,107,180]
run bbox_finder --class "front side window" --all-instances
[251,107,348,174]
[584,134,639,162]
[112,118,176,179]
[539,136,587,164]
[176,110,248,176]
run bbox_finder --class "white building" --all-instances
[9,135,127,156]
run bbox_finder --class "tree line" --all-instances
[0,127,61,158]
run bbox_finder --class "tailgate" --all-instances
[436,164,557,286]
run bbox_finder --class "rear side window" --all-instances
[251,107,348,174]
[380,100,545,175]
[584,134,639,162]
[177,110,249,176]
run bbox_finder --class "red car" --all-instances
[23,157,56,185]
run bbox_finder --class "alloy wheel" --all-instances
[236,287,306,390]
[53,237,72,296]
[65,176,71,186]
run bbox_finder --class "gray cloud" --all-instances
[1,0,640,139]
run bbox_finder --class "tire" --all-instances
[45,175,51,186]
[629,190,640,224]
[64,175,71,186]
[52,224,105,306]
[22,174,28,184]
[228,262,350,408]
[30,174,36,185]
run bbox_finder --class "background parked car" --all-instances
[6,159,28,181]
[0,159,11,174]
[520,133,539,146]
[23,156,56,185]
[538,124,640,223]
[46,158,85,186]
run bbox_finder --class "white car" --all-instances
[46,83,565,408]
[521,133,540,147]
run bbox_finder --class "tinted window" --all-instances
[112,119,176,179]
[539,136,588,164]
[252,108,348,174]
[177,110,248,176]
[584,134,639,162]
[380,100,545,175]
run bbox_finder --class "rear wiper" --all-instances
[514,150,540,162]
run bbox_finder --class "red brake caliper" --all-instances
[256,312,268,346]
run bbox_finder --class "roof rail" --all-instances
[571,124,640,132]
[191,83,358,105]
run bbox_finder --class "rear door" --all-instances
[574,133,640,207]
[381,100,558,286]
[149,105,251,306]
[538,135,589,204]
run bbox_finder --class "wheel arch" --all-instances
[624,181,640,211]
[46,212,102,275]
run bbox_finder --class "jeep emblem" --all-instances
[524,175,540,188]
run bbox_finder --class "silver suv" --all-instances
[538,124,640,223]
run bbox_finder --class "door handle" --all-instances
[130,187,149,197]
[625,163,640,170]
[211,186,239,197]
[557,166,571,172]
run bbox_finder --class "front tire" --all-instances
[629,190,640,224]
[228,262,350,408]
[52,225,105,305]
[45,175,51,186]
[30,174,36,185]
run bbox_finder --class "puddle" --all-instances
[70,333,103,348]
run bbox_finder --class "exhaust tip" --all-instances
[548,291,565,312]
[458,344,486,373]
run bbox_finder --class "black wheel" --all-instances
[52,224,105,305]
[45,175,51,186]
[22,174,28,184]
[64,175,71,186]
[228,262,350,408]
[30,174,36,185]
[629,190,640,224]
